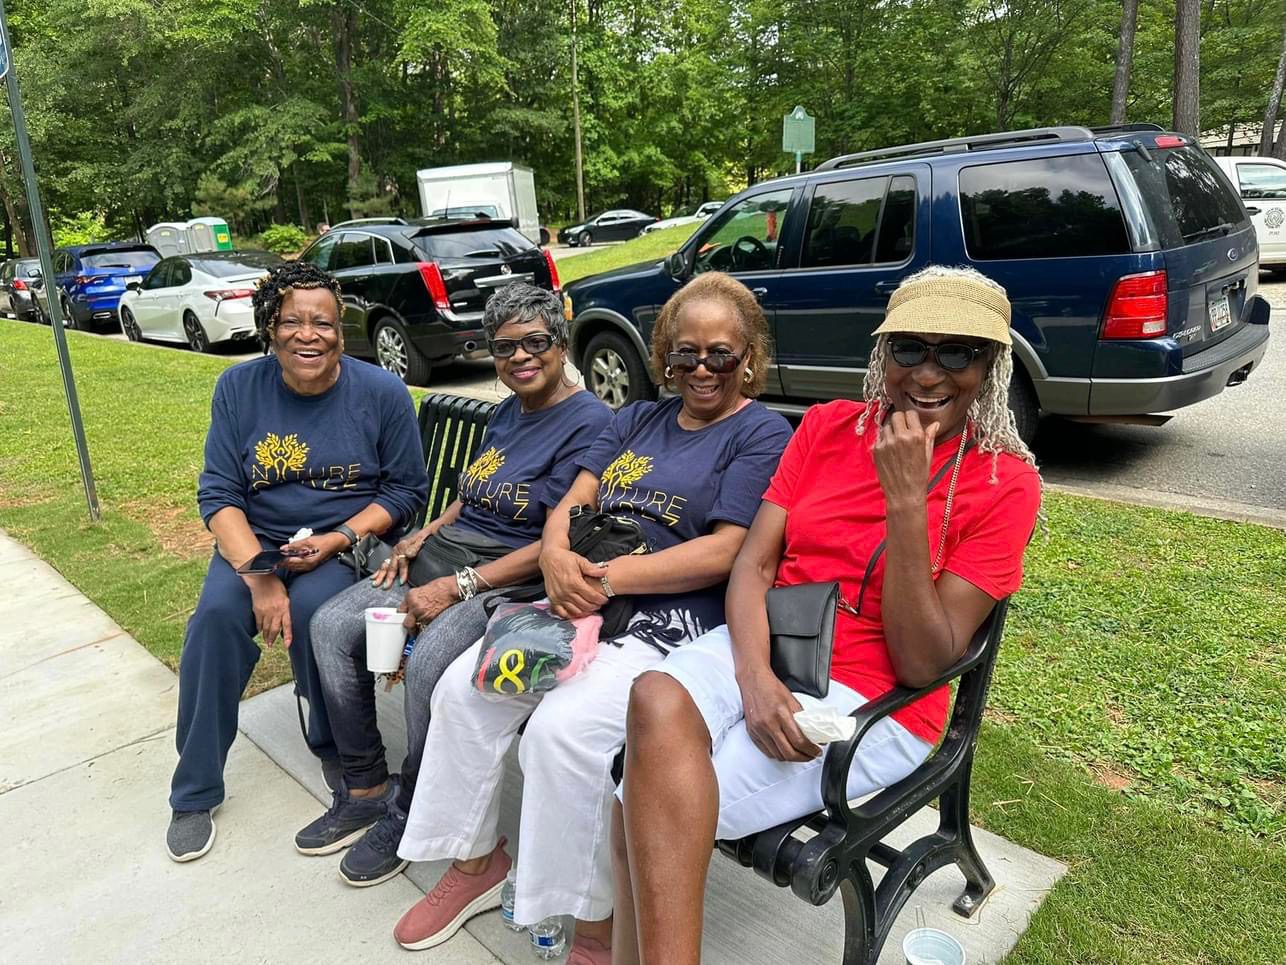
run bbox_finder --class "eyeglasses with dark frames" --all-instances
[489,333,556,358]
[665,346,747,375]
[887,337,990,372]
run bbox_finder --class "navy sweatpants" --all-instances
[170,547,353,811]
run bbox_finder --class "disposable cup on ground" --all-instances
[903,927,965,965]
[364,607,407,673]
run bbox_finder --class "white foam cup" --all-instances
[364,607,407,673]
[903,927,966,965]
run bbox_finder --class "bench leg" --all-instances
[939,771,994,918]
[838,862,878,965]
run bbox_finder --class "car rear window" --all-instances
[82,249,159,269]
[1119,146,1246,247]
[414,227,534,260]
[190,252,283,277]
[960,154,1131,259]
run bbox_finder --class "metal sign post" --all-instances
[0,1,100,521]
[782,105,816,174]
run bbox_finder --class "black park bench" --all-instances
[413,391,1009,965]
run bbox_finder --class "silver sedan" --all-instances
[118,250,282,351]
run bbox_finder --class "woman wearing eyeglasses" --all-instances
[611,266,1043,964]
[390,272,792,963]
[295,282,610,887]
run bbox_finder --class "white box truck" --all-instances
[416,162,546,246]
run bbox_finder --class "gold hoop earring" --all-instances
[664,365,674,379]
[743,366,753,384]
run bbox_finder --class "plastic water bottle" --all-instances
[500,869,523,932]
[528,917,565,959]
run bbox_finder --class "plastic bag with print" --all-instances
[472,601,604,697]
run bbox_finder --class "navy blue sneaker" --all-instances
[295,778,397,856]
[339,799,409,887]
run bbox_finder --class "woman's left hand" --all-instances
[279,532,348,573]
[873,409,938,507]
[399,576,461,631]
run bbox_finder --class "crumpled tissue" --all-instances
[290,527,314,543]
[793,706,857,744]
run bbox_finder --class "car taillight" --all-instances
[1102,270,1168,339]
[203,288,255,302]
[1154,135,1187,149]
[12,279,27,291]
[543,249,561,292]
[417,262,451,312]
[74,274,107,286]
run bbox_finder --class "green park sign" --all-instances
[782,105,815,171]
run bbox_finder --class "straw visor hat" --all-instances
[873,271,1012,346]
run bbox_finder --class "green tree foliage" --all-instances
[1,0,1284,254]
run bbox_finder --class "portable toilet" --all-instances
[187,217,233,252]
[146,222,192,257]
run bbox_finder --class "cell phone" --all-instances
[236,550,287,575]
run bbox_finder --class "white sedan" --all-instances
[640,200,724,235]
[119,250,282,352]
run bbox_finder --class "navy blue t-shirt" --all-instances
[197,356,428,543]
[577,396,792,632]
[456,390,613,548]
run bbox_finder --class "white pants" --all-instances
[398,630,666,924]
[631,625,933,841]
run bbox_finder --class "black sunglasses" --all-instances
[888,337,990,372]
[490,333,556,358]
[666,347,746,375]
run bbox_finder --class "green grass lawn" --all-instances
[3,301,1284,959]
[554,223,698,285]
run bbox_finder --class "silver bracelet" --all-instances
[468,566,493,590]
[454,567,478,601]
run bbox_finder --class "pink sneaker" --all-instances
[567,934,612,965]
[393,839,512,951]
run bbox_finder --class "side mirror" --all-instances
[665,251,688,280]
[125,281,141,292]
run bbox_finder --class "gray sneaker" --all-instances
[295,779,397,856]
[167,808,216,863]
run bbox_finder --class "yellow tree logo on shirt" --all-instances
[600,450,653,499]
[463,446,505,486]
[254,432,310,479]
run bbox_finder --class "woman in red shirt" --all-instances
[612,265,1042,964]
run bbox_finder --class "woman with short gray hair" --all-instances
[295,281,611,889]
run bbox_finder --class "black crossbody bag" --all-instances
[765,437,976,698]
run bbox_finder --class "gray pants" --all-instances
[311,579,507,811]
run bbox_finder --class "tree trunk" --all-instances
[0,149,32,256]
[332,3,361,218]
[294,164,311,229]
[1173,0,1201,137]
[1111,0,1140,124]
[570,0,586,223]
[1261,27,1286,155]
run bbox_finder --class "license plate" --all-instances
[1209,294,1232,332]
[123,275,142,286]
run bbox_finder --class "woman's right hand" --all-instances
[247,575,292,648]
[738,668,821,763]
[539,547,608,620]
[372,528,430,589]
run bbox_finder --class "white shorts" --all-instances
[621,625,932,841]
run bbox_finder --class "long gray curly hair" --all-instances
[855,266,1037,481]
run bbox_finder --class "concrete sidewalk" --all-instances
[0,531,1066,963]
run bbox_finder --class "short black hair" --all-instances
[252,260,343,349]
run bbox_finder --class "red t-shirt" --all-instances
[762,400,1041,743]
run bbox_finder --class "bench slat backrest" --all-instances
[414,393,499,529]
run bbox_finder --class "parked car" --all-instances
[33,242,161,331]
[1212,154,1286,273]
[296,216,562,385]
[565,124,1271,443]
[118,250,283,352]
[0,257,43,321]
[640,200,724,235]
[557,210,657,247]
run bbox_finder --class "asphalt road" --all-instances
[100,274,1286,524]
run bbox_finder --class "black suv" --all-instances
[298,217,561,384]
[565,125,1271,442]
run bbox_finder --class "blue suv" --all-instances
[37,242,161,332]
[565,125,1271,442]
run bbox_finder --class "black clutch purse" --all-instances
[765,581,838,699]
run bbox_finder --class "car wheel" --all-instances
[539,227,551,246]
[583,330,655,410]
[61,295,83,331]
[1008,367,1040,447]
[121,307,143,342]
[183,312,211,353]
[578,230,594,247]
[373,317,431,386]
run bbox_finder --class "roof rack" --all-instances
[330,217,408,229]
[1089,123,1165,135]
[815,127,1095,171]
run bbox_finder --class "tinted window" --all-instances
[301,234,337,271]
[1121,147,1246,247]
[373,237,395,265]
[1235,163,1286,199]
[189,252,283,277]
[876,176,917,263]
[172,261,193,286]
[18,260,41,277]
[82,249,159,270]
[331,234,374,270]
[143,261,173,290]
[803,177,884,267]
[694,188,794,274]
[961,154,1130,259]
[414,227,535,260]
